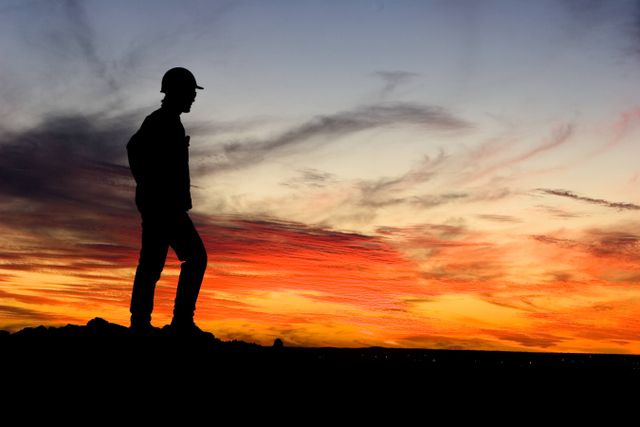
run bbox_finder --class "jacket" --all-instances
[127,107,192,214]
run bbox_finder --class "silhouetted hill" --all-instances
[4,318,632,415]
[2,318,640,394]
[0,318,640,373]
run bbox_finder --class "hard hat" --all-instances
[160,67,204,93]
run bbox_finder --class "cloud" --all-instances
[1,0,236,120]
[198,102,471,173]
[60,0,117,91]
[607,107,640,149]
[0,111,139,246]
[482,329,565,348]
[532,226,640,264]
[377,223,468,240]
[372,70,419,98]
[395,334,521,352]
[333,148,515,218]
[535,204,583,218]
[352,152,472,211]
[514,124,574,162]
[0,289,62,307]
[0,304,80,325]
[358,151,446,198]
[584,229,640,258]
[476,214,521,223]
[464,124,574,183]
[0,1,243,244]
[0,108,143,317]
[531,234,579,249]
[7,0,120,99]
[280,168,338,189]
[537,188,640,210]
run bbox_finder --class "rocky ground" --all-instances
[2,317,638,405]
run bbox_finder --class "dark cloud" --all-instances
[532,227,640,262]
[585,229,640,258]
[198,216,389,259]
[537,188,640,210]
[0,111,136,216]
[198,102,471,173]
[0,109,143,291]
[372,70,419,98]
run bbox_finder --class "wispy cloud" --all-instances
[199,102,471,173]
[372,70,419,98]
[537,188,640,210]
[476,214,521,223]
[61,0,117,91]
[585,229,640,259]
[482,329,565,348]
[532,226,640,264]
[355,151,450,208]
[0,304,67,321]
[280,168,338,189]
[535,204,583,219]
[463,124,574,183]
[607,107,640,149]
[1,0,236,120]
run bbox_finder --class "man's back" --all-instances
[127,107,192,214]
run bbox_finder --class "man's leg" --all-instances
[130,215,169,328]
[168,211,207,328]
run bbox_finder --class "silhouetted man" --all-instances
[126,67,207,335]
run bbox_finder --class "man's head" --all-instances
[161,67,204,113]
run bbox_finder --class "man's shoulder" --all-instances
[141,107,182,131]
[127,109,164,150]
[142,108,167,126]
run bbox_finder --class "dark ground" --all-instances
[2,317,638,407]
[3,318,639,375]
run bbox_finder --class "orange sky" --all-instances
[3,213,640,354]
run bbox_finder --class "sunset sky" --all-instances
[2,0,640,353]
